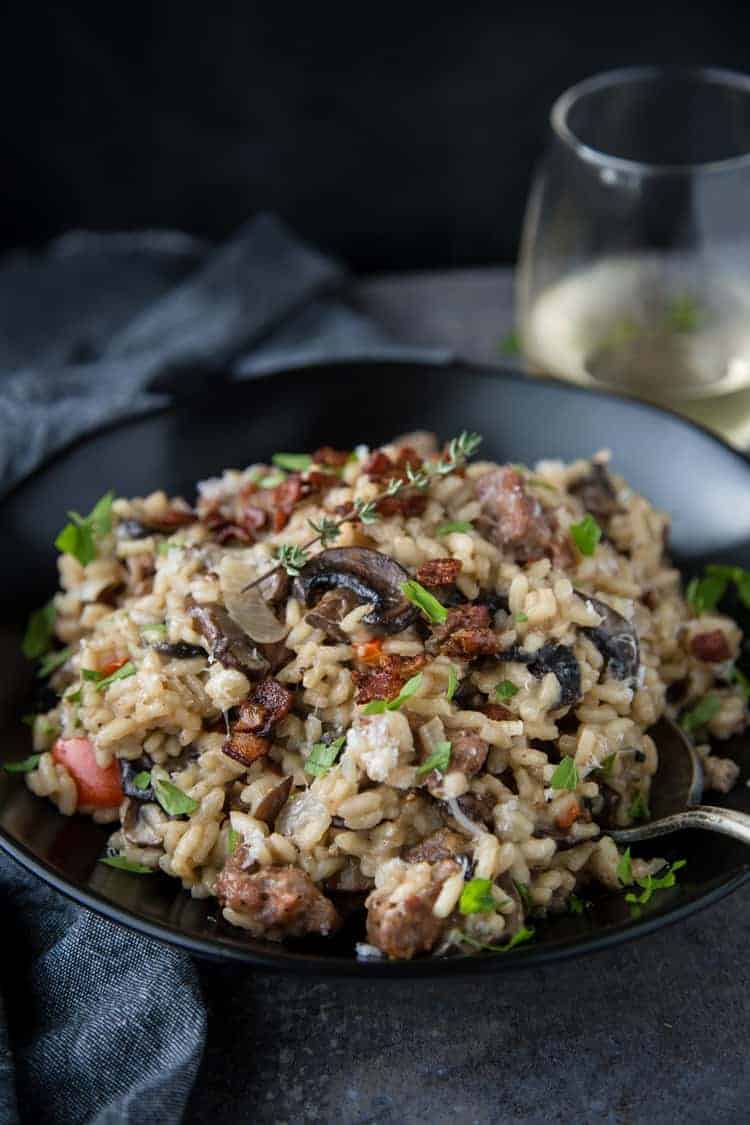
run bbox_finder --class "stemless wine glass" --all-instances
[517,67,750,430]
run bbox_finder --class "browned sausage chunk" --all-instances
[216,862,340,940]
[689,630,732,663]
[476,467,552,559]
[365,860,458,959]
[449,731,490,777]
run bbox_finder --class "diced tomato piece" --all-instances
[52,737,123,808]
[355,639,384,664]
[100,658,128,678]
[555,799,581,831]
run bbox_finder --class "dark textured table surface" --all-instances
[186,269,750,1125]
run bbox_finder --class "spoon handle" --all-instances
[618,805,750,846]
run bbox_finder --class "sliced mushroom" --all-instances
[121,797,166,846]
[294,547,418,635]
[254,775,293,825]
[579,592,640,682]
[570,463,618,520]
[153,641,207,659]
[218,553,287,644]
[189,602,270,677]
[496,642,581,707]
[527,643,581,707]
[305,587,360,642]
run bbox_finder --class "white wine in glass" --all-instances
[518,68,750,439]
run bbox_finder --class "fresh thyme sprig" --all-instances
[243,431,483,587]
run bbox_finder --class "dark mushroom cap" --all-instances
[293,547,418,635]
[496,643,581,707]
[579,592,640,682]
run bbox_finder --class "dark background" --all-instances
[4,2,750,271]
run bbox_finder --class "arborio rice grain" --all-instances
[20,433,747,959]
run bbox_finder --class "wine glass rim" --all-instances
[551,65,750,175]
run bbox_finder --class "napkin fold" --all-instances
[0,213,451,1123]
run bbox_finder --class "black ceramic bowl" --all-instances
[1,361,749,976]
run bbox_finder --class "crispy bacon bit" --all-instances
[353,653,427,704]
[689,630,732,663]
[555,798,581,830]
[355,638,384,664]
[415,558,462,588]
[271,475,304,532]
[432,603,498,658]
[481,703,512,721]
[313,446,350,468]
[235,678,293,738]
[223,731,270,765]
[376,492,429,519]
[152,505,196,529]
[476,467,553,560]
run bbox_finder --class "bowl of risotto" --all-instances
[1,362,749,972]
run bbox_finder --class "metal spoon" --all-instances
[607,716,750,846]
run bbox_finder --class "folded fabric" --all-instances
[0,213,451,1124]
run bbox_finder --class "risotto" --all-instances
[17,430,748,959]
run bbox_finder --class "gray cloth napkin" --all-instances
[0,213,451,1123]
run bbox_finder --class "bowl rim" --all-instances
[2,357,748,975]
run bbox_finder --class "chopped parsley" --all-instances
[258,470,286,489]
[96,662,136,692]
[568,894,590,915]
[495,680,519,701]
[628,792,649,822]
[570,514,602,557]
[625,859,686,905]
[154,779,199,817]
[37,647,72,679]
[680,694,721,735]
[459,927,535,954]
[100,856,153,874]
[436,520,473,537]
[304,736,347,778]
[459,877,496,915]
[141,623,168,643]
[446,666,459,702]
[415,740,452,777]
[133,770,152,791]
[3,754,42,774]
[686,564,750,614]
[616,847,633,885]
[549,756,579,790]
[515,612,528,623]
[400,579,448,625]
[272,452,312,472]
[22,600,56,660]
[362,672,424,715]
[598,752,617,779]
[227,827,240,853]
[55,491,114,566]
[513,879,532,910]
